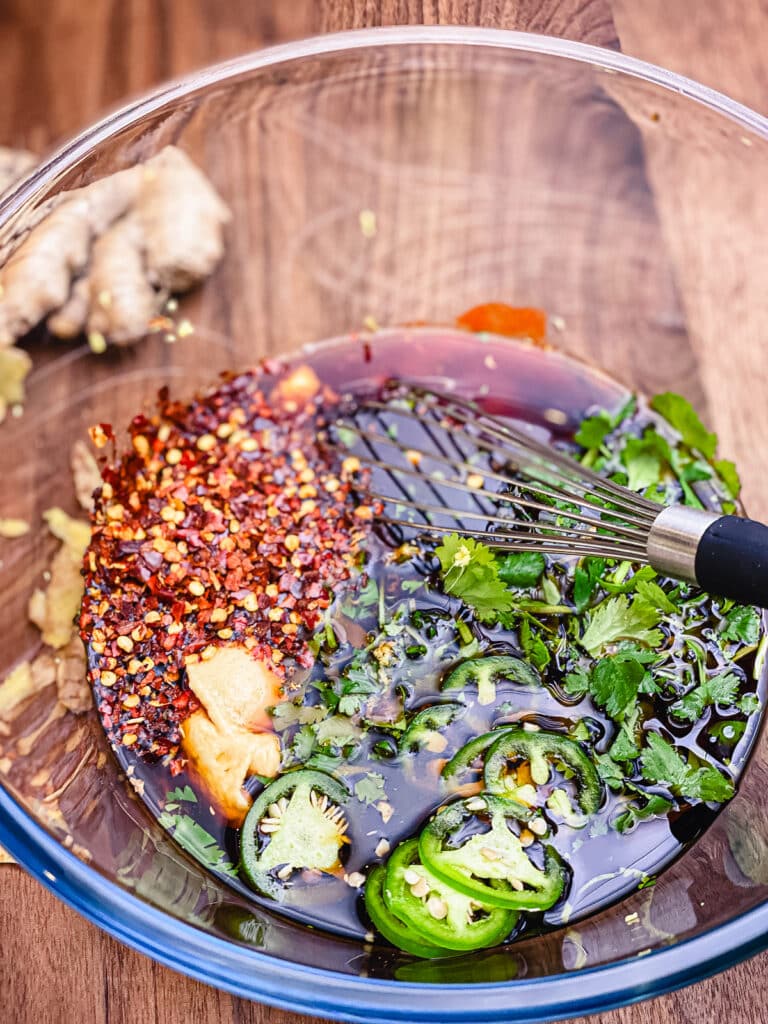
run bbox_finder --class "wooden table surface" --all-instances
[2,2,768,1022]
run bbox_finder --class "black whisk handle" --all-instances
[694,515,768,608]
[648,506,768,607]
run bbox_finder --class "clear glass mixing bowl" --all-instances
[2,27,768,1023]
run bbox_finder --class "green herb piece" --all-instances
[573,557,606,612]
[634,579,678,615]
[621,430,671,492]
[650,392,717,459]
[290,725,317,762]
[318,655,381,717]
[581,653,650,721]
[580,595,662,657]
[435,534,514,623]
[594,754,625,789]
[721,605,761,645]
[401,579,425,594]
[709,720,747,746]
[670,672,741,723]
[640,732,733,802]
[600,564,656,596]
[614,794,673,834]
[519,618,551,672]
[714,458,741,499]
[574,397,636,454]
[354,772,387,805]
[574,412,612,450]
[497,551,545,588]
[738,693,761,715]
[608,728,640,762]
[271,701,328,732]
[676,459,711,508]
[166,785,197,807]
[563,665,590,697]
[157,810,238,877]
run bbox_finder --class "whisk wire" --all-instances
[339,384,660,562]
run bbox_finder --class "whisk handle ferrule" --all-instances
[648,506,768,607]
[647,506,718,585]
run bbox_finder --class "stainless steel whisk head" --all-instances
[336,383,768,608]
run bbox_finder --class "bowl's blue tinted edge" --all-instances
[2,784,768,1023]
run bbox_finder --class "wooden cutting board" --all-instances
[1,2,767,1022]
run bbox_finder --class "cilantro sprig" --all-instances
[640,732,734,802]
[435,534,514,622]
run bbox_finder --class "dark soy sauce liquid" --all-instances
[113,328,766,943]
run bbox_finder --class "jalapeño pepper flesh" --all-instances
[400,702,465,753]
[419,795,566,911]
[442,655,541,706]
[240,769,350,898]
[383,839,517,951]
[441,726,516,782]
[364,865,457,958]
[484,729,602,815]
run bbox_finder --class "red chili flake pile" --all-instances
[79,364,372,764]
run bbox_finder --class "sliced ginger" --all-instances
[70,440,102,512]
[27,508,90,649]
[0,650,56,721]
[0,346,32,424]
[182,711,280,824]
[182,645,283,823]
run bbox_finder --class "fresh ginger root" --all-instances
[0,146,230,350]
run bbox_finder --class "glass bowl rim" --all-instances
[2,25,768,1021]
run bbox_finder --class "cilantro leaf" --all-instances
[640,732,690,789]
[609,728,640,762]
[595,754,625,789]
[435,534,514,623]
[354,772,387,805]
[588,655,648,721]
[677,459,711,508]
[580,595,662,657]
[601,564,656,596]
[640,732,733,802]
[519,617,550,672]
[671,672,741,723]
[271,701,327,732]
[166,785,197,805]
[575,412,612,449]
[563,666,590,696]
[714,458,741,499]
[575,397,636,451]
[634,579,678,615]
[290,725,317,761]
[319,654,381,717]
[721,605,761,645]
[158,812,238,877]
[738,693,761,715]
[614,795,673,833]
[650,392,717,459]
[622,430,671,491]
[497,551,545,588]
[687,765,735,802]
[573,557,606,612]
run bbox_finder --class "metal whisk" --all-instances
[336,383,768,607]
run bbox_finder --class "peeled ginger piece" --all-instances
[182,646,283,822]
[182,710,280,823]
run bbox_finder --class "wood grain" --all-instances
[1,2,767,1023]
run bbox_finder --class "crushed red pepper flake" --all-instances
[79,366,372,764]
